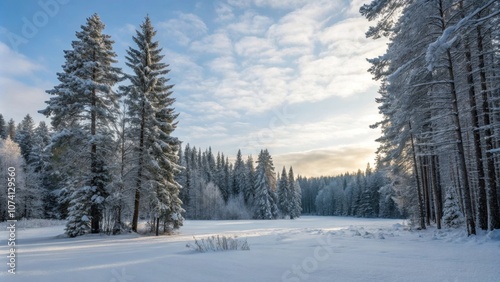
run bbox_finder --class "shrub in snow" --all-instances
[186,235,250,252]
[219,195,251,220]
[442,189,464,228]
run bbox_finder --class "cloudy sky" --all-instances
[0,0,387,177]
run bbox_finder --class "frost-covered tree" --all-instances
[232,149,246,196]
[121,16,183,232]
[289,167,302,219]
[0,114,7,139]
[442,189,465,228]
[277,166,289,218]
[243,155,255,204]
[29,121,56,218]
[253,149,278,219]
[14,114,35,164]
[39,14,121,237]
[7,118,16,140]
[362,0,500,234]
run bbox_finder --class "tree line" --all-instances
[177,146,302,220]
[361,0,500,234]
[298,164,402,219]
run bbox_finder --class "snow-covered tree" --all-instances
[442,189,465,228]
[232,149,246,196]
[362,0,500,234]
[277,166,289,218]
[121,16,183,233]
[243,155,255,204]
[7,118,16,140]
[14,114,35,164]
[289,167,302,219]
[39,14,121,237]
[253,149,278,219]
[0,114,7,139]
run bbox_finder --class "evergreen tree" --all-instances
[121,16,183,233]
[442,189,465,228]
[277,166,290,218]
[30,121,57,218]
[0,114,6,139]
[289,167,302,219]
[253,149,278,219]
[7,118,16,140]
[14,114,35,164]
[244,155,255,204]
[233,149,246,196]
[39,14,121,237]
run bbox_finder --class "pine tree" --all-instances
[0,114,6,139]
[121,16,184,233]
[7,119,16,140]
[244,155,255,204]
[289,167,302,219]
[277,166,290,218]
[39,14,121,237]
[233,149,245,196]
[14,114,35,164]
[442,189,465,228]
[253,149,278,219]
[30,121,56,218]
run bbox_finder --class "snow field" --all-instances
[1,216,499,282]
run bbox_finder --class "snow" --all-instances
[1,216,499,282]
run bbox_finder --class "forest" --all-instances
[0,0,499,239]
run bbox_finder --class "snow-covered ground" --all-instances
[1,216,499,282]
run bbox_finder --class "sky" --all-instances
[0,0,387,177]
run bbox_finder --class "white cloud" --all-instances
[190,31,233,55]
[226,11,273,36]
[0,76,48,124]
[0,42,42,76]
[215,2,235,22]
[115,1,384,176]
[158,13,208,46]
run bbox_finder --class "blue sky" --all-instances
[0,0,387,177]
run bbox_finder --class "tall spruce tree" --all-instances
[0,114,6,139]
[233,149,246,196]
[7,118,16,140]
[277,166,290,218]
[289,167,302,219]
[121,16,184,232]
[14,114,35,164]
[253,149,278,219]
[39,14,121,237]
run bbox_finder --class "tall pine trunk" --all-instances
[477,25,500,230]
[132,102,146,232]
[90,84,100,234]
[465,40,488,230]
[409,122,426,229]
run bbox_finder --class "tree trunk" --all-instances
[477,25,500,230]
[409,122,426,229]
[431,155,442,229]
[132,101,146,232]
[90,82,100,234]
[464,41,488,230]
